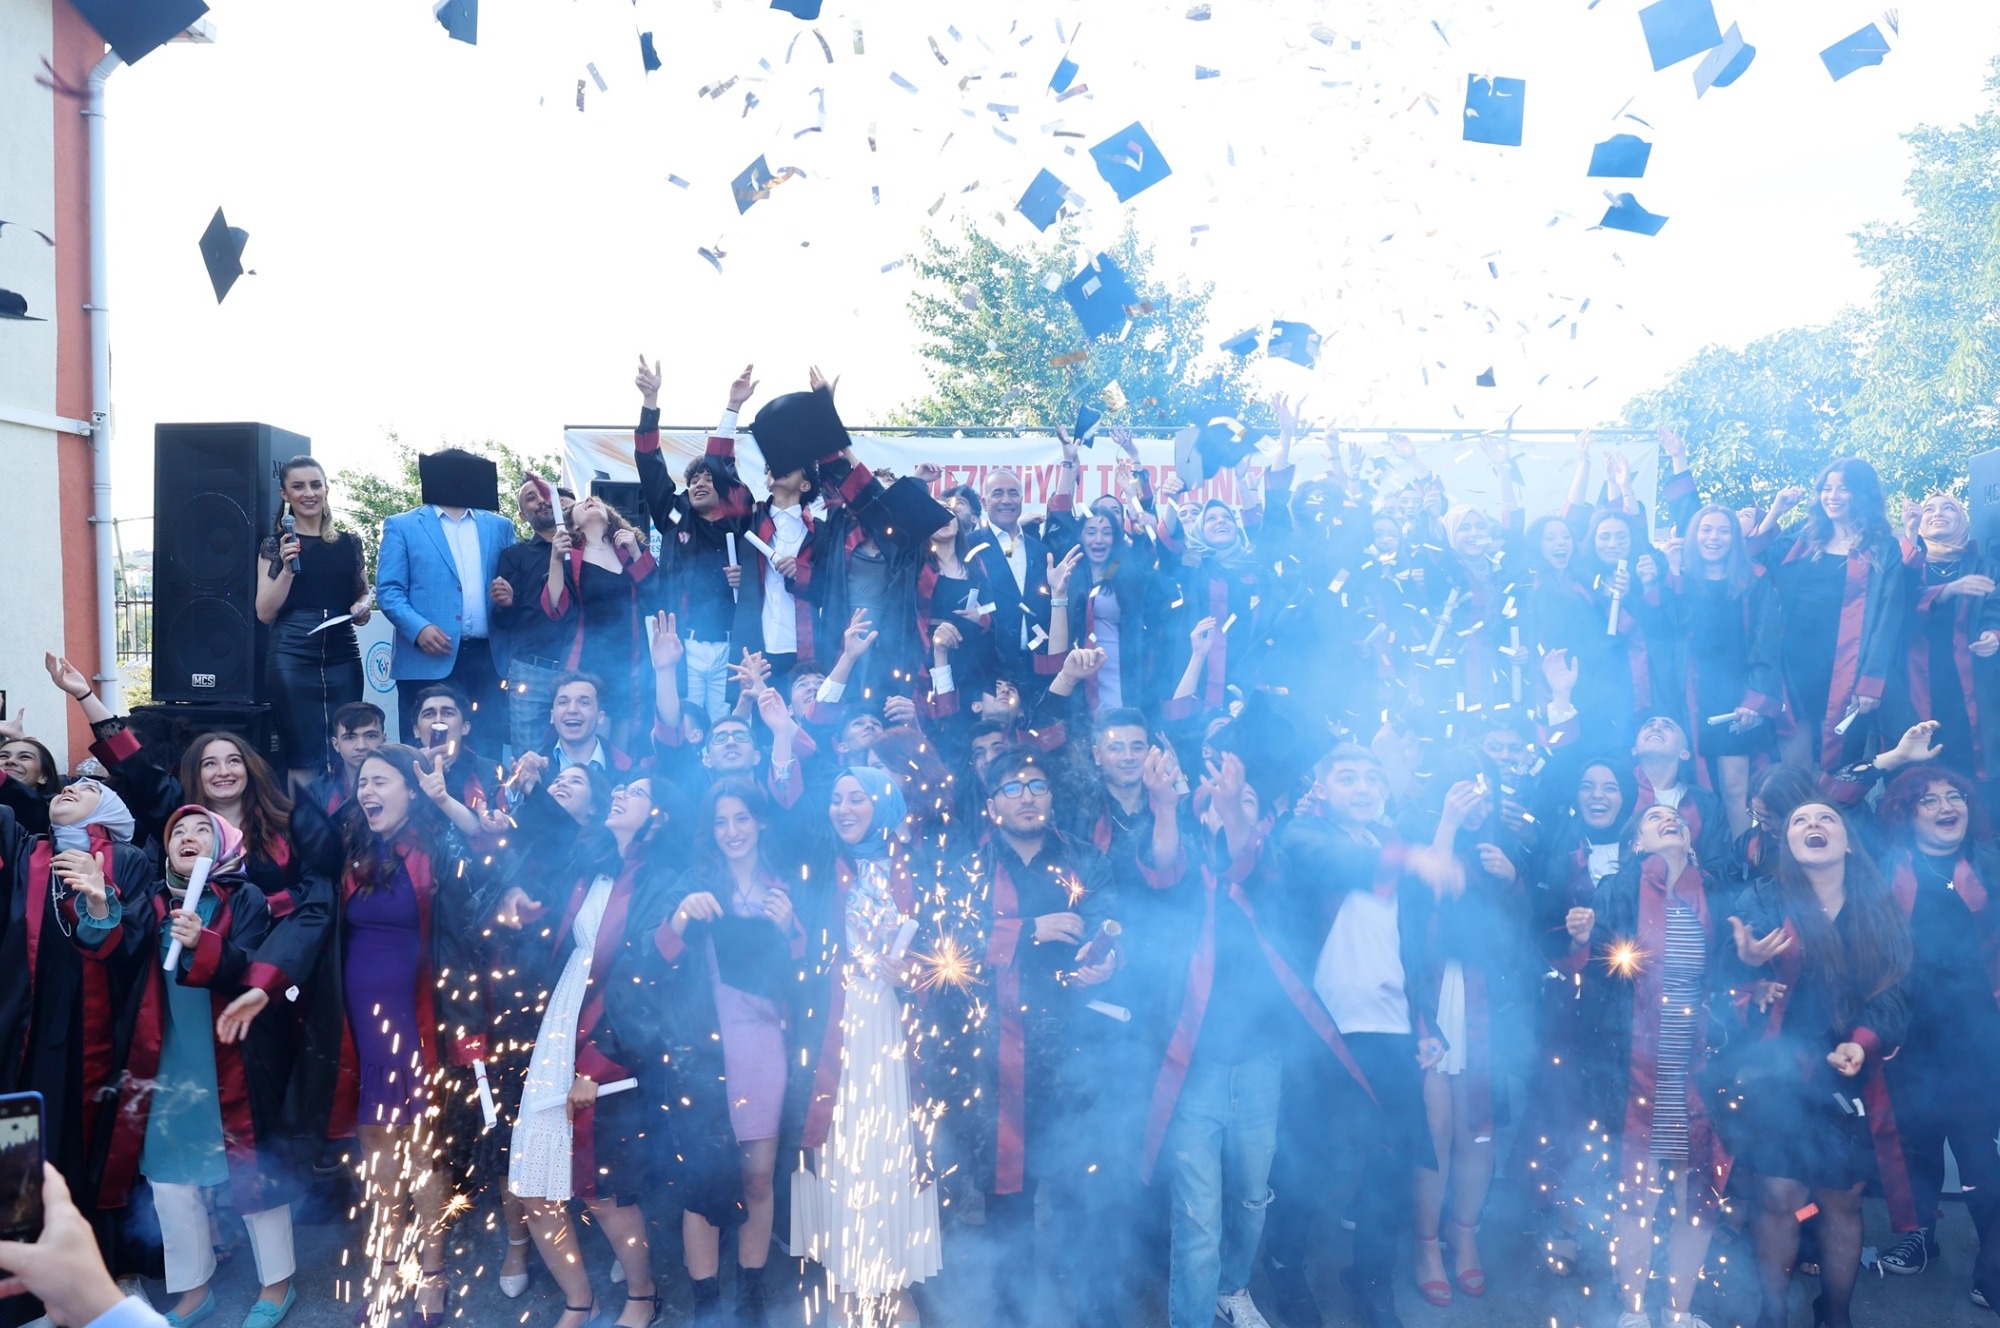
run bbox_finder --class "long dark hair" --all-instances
[1684,503,1754,597]
[0,738,62,799]
[1772,803,1912,1032]
[692,777,774,882]
[178,731,294,863]
[340,745,454,893]
[1803,457,1894,555]
[274,455,344,544]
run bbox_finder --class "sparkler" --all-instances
[912,934,978,994]
[1603,939,1645,978]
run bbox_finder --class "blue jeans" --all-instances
[506,655,565,760]
[1166,1050,1282,1328]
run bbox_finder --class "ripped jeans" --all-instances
[1165,1049,1282,1328]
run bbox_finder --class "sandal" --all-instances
[619,1291,663,1328]
[1414,1236,1452,1307]
[501,1235,533,1299]
[1448,1220,1488,1297]
[412,1269,450,1328]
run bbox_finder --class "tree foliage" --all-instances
[334,434,562,581]
[895,218,1250,430]
[1626,58,2000,505]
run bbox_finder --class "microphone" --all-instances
[280,512,301,574]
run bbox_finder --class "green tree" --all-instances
[895,218,1250,430]
[334,434,562,581]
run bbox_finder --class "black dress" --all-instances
[261,531,365,772]
[571,560,647,731]
[1771,553,1848,763]
[1684,578,1763,757]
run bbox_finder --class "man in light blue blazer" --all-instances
[375,487,516,748]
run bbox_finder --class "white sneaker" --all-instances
[1217,1288,1273,1328]
[1617,1313,1652,1328]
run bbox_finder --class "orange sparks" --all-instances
[1602,939,1645,978]
[912,935,978,994]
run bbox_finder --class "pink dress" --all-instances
[708,892,789,1143]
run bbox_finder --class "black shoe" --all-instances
[735,1264,767,1327]
[1339,1267,1404,1328]
[1878,1226,1939,1275]
[1264,1258,1322,1328]
[691,1275,722,1328]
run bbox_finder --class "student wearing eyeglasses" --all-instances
[1865,765,2000,1300]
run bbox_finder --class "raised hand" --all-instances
[1140,746,1182,807]
[1061,647,1107,680]
[43,653,90,700]
[1048,547,1082,598]
[1730,916,1792,967]
[415,753,451,806]
[932,622,963,653]
[756,687,797,738]
[1542,647,1579,699]
[648,611,684,669]
[1656,425,1687,468]
[1188,615,1219,658]
[807,364,839,398]
[841,609,878,659]
[727,364,760,411]
[1880,719,1942,770]
[635,354,662,407]
[52,848,109,918]
[914,462,943,486]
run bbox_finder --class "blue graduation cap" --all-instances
[1637,0,1723,71]
[1017,169,1077,232]
[1693,22,1754,95]
[1219,326,1263,358]
[432,0,475,46]
[198,207,249,303]
[1599,193,1669,236]
[732,156,776,214]
[72,0,209,64]
[640,31,661,73]
[1463,75,1526,148]
[1063,253,1139,340]
[1050,56,1079,94]
[1588,134,1652,178]
[1073,404,1103,446]
[1090,122,1173,202]
[771,0,823,18]
[0,289,46,322]
[1821,23,1888,81]
[1269,321,1321,369]
[1475,367,1496,388]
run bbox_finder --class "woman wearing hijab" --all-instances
[1167,500,1275,717]
[72,806,298,1327]
[790,768,941,1324]
[1905,493,2000,781]
[0,777,152,1234]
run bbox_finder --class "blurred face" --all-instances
[355,758,414,838]
[1593,518,1632,565]
[1371,516,1400,557]
[0,741,46,787]
[47,779,103,828]
[1093,725,1148,790]
[333,719,386,773]
[550,681,603,744]
[1081,515,1116,566]
[1314,759,1387,828]
[1786,802,1847,867]
[1450,510,1492,558]
[1912,778,1969,855]
[282,464,328,521]
[1539,520,1573,569]
[1632,804,1687,855]
[987,767,1053,837]
[712,795,760,863]
[517,481,556,532]
[970,732,1007,777]
[1634,715,1690,762]
[766,467,812,502]
[838,714,883,757]
[1694,511,1736,566]
[1818,470,1851,523]
[984,473,1023,530]
[167,813,216,876]
[548,766,596,823]
[1920,494,1969,544]
[829,775,876,846]
[1479,728,1528,775]
[1201,505,1240,549]
[1577,765,1623,831]
[605,779,653,839]
[705,720,758,772]
[198,739,249,804]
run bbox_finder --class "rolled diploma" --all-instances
[161,856,214,972]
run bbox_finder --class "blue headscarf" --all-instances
[838,766,906,860]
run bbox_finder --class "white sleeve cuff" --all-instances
[716,408,740,437]
[930,665,956,695]
[816,678,846,704]
[1545,701,1578,728]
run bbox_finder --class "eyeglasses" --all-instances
[996,778,1052,799]
[710,731,753,747]
[1917,790,1968,811]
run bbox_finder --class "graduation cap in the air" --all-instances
[1599,193,1669,236]
[1268,321,1321,369]
[1173,425,1203,486]
[1219,326,1264,358]
[1050,56,1079,94]
[1017,169,1078,232]
[1062,252,1139,340]
[732,156,777,214]
[1462,75,1526,147]
[1637,0,1722,71]
[1693,22,1754,95]
[640,31,661,72]
[1072,403,1103,446]
[1475,367,1497,388]
[1213,690,1317,810]
[1587,133,1652,178]
[770,0,823,19]
[433,0,476,45]
[748,386,851,476]
[0,289,46,322]
[71,0,208,65]
[1821,23,1889,81]
[1188,389,1271,479]
[1089,122,1173,202]
[419,449,501,512]
[868,473,955,545]
[198,207,249,303]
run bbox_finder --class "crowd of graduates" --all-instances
[1,360,1998,1328]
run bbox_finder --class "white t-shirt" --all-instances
[1315,888,1411,1037]
[759,503,810,653]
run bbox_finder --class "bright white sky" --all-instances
[100,0,2000,525]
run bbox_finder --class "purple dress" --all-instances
[709,892,789,1144]
[343,865,427,1128]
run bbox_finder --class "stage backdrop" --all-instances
[561,427,1662,529]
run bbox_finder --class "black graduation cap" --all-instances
[198,207,249,304]
[1089,122,1173,202]
[748,387,851,476]
[1475,367,1497,387]
[0,289,46,322]
[1599,193,1669,236]
[1073,404,1103,446]
[419,449,501,511]
[1017,169,1076,232]
[640,31,661,73]
[71,0,208,65]
[1693,22,1754,95]
[1463,75,1526,147]
[1061,252,1139,340]
[1268,321,1321,369]
[1821,23,1888,81]
[433,0,476,46]
[1637,0,1722,71]
[1187,379,1271,478]
[1588,133,1652,178]
[868,475,955,547]
[771,0,823,17]
[1219,326,1263,358]
[1214,691,1316,808]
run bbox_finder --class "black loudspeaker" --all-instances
[153,423,310,704]
[1970,448,2000,563]
[125,701,280,772]
[591,479,650,532]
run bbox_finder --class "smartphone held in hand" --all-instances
[0,1092,45,1243]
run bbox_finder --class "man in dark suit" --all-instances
[968,467,1054,683]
